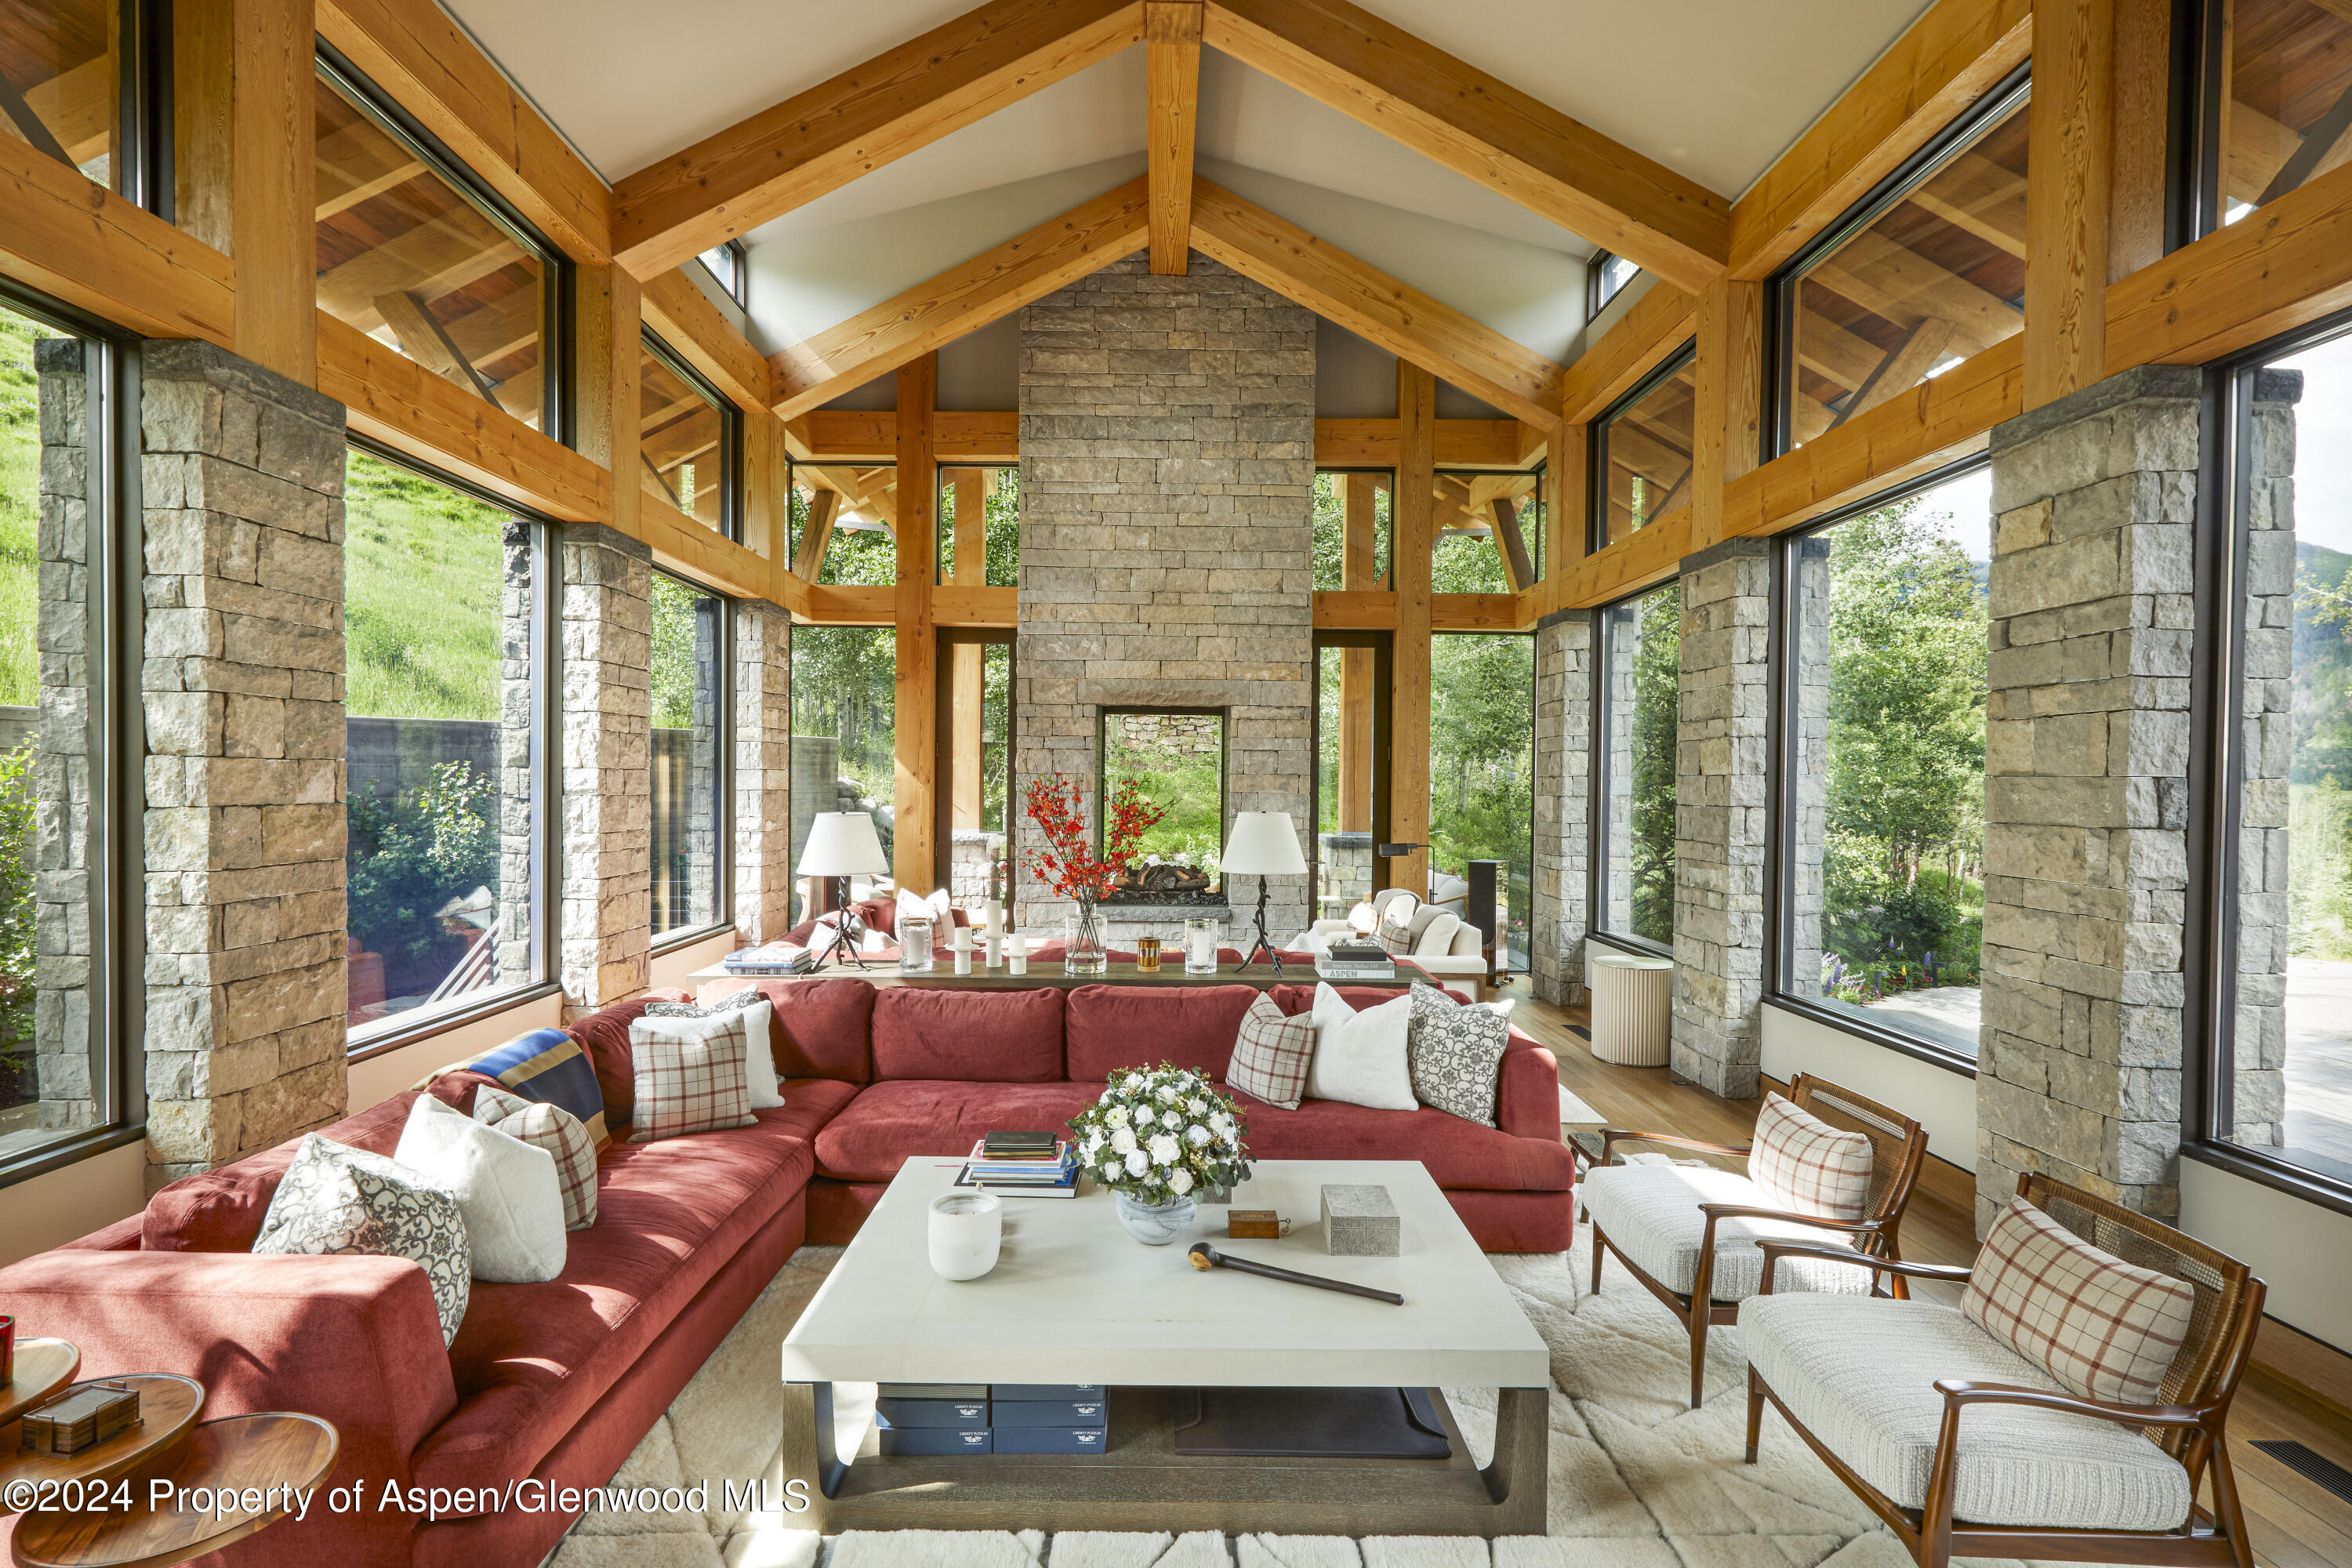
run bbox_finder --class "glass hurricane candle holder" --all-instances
[1185,916,1221,975]
[899,913,935,973]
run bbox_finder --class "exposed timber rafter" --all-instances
[769,176,1150,418]
[609,0,1146,278]
[1187,178,1564,426]
[1146,1,1203,274]
[1200,0,1730,291]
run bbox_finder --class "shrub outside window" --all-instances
[1312,470,1392,591]
[1597,580,1680,949]
[1777,466,1991,1061]
[789,624,895,924]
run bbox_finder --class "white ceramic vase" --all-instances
[927,1192,1002,1279]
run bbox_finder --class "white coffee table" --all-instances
[781,1158,1551,1535]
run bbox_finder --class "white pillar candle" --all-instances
[1006,933,1028,975]
[985,901,1004,935]
[953,948,973,975]
[950,924,971,951]
[927,1192,1001,1281]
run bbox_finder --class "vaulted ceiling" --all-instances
[445,0,1937,368]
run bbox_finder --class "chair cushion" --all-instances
[474,1086,599,1232]
[1580,1163,1870,1300]
[1739,1294,2194,1531]
[1751,1092,1875,1222]
[811,1080,1105,1181]
[1406,983,1506,1127]
[1965,1198,2197,1405]
[870,985,1065,1081]
[411,1107,815,1494]
[1065,984,1258,1081]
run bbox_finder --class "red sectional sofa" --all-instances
[0,981,1570,1568]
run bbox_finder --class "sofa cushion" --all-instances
[1581,1163,1868,1300]
[1065,984,1258,1080]
[771,1076,863,1145]
[565,992,688,1135]
[1739,1294,2193,1530]
[753,977,876,1083]
[1242,1098,1576,1191]
[870,985,1064,1082]
[812,1080,1105,1182]
[142,1091,415,1253]
[411,1107,815,1494]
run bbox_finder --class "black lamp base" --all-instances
[813,876,874,970]
[1237,874,1283,981]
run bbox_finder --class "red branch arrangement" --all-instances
[1023,775,1168,902]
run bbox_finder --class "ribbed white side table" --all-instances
[1588,950,1673,1066]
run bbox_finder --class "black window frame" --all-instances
[1096,705,1229,895]
[1761,453,1992,1079]
[1588,339,1696,557]
[639,326,743,543]
[0,279,148,1188]
[2182,0,2335,245]
[646,565,735,954]
[1587,250,1637,321]
[698,238,749,308]
[2180,308,2352,1220]
[1762,62,2032,463]
[1588,577,1681,961]
[314,39,575,448]
[342,436,564,1061]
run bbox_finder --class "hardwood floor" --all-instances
[1508,991,2352,1568]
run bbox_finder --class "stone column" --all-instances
[140,340,350,1186]
[1978,366,2198,1227]
[1532,609,1593,1007]
[732,603,793,943]
[2231,371,2301,1150]
[31,340,96,1134]
[495,521,535,988]
[1673,537,1772,1098]
[559,524,652,1017]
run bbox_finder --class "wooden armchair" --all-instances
[1581,1073,1929,1407]
[1740,1173,2265,1568]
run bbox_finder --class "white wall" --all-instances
[1760,1000,1977,1173]
[346,991,566,1114]
[2180,1156,2352,1355]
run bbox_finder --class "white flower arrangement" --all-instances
[1068,1062,1249,1207]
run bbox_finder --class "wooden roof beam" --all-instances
[1202,0,1728,291]
[771,176,1150,418]
[611,0,1146,278]
[1188,178,1563,426]
[1146,1,1203,274]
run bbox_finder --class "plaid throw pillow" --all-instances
[1227,993,1316,1110]
[1965,1198,2197,1404]
[474,1084,598,1231]
[626,1014,757,1144]
[1376,913,1415,956]
[1749,1092,1875,1222]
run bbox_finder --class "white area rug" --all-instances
[546,1236,2045,1568]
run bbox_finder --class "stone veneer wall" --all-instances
[1532,611,1593,1006]
[1977,366,2199,1225]
[140,341,350,1185]
[1014,254,1315,938]
[1672,539,1773,1099]
[495,521,535,987]
[560,524,652,1017]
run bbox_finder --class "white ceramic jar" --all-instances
[927,1191,1002,1280]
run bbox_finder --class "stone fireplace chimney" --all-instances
[1013,254,1316,946]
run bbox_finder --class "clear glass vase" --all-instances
[1114,1190,1197,1245]
[1065,902,1107,976]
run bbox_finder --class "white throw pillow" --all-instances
[1305,982,1418,1112]
[895,886,953,935]
[1412,911,1462,957]
[394,1094,568,1284]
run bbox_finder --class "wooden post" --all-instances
[575,265,642,539]
[1689,278,1762,550]
[1391,362,1436,897]
[2024,0,2115,408]
[894,354,940,893]
[1547,420,1584,572]
[949,467,987,830]
[791,488,838,581]
[742,413,782,562]
[1336,473,1378,833]
[2108,0,2174,281]
[1145,1,1203,274]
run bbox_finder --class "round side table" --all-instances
[1588,950,1673,1066]
[0,1375,205,1515]
[0,1342,81,1429]
[11,1412,338,1568]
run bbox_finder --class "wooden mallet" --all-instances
[1187,1242,1404,1305]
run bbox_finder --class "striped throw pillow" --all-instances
[1965,1199,2197,1405]
[474,1084,598,1231]
[626,1014,757,1144]
[1749,1092,1875,1222]
[421,1027,610,1148]
[1227,993,1316,1110]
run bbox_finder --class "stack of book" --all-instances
[956,1131,1080,1199]
[1318,937,1396,981]
[721,943,813,977]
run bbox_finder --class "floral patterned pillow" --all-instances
[254,1134,472,1345]
[1405,983,1509,1127]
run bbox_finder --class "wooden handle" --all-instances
[1187,1243,1403,1305]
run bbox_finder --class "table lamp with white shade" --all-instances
[1222,811,1308,977]
[797,811,890,970]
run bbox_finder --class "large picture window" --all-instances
[1777,466,1991,1060]
[789,624,894,923]
[1314,633,1388,923]
[1593,346,1696,550]
[344,448,543,1044]
[638,333,737,536]
[1432,633,1535,972]
[0,296,125,1168]
[1313,471,1391,590]
[649,572,726,941]
[2195,0,2352,236]
[1434,470,1542,593]
[2211,328,2352,1184]
[1597,581,1680,949]
[788,463,896,585]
